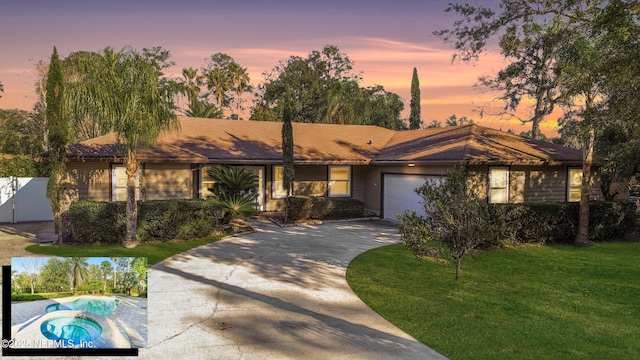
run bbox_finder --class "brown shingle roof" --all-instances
[376,125,583,165]
[66,117,583,166]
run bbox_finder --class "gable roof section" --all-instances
[376,125,583,166]
[66,117,583,166]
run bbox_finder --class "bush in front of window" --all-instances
[69,199,225,244]
[284,196,364,222]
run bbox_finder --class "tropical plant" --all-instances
[180,67,203,108]
[64,47,178,248]
[228,61,251,116]
[100,260,112,292]
[184,98,223,118]
[69,257,89,295]
[204,67,231,108]
[206,166,259,220]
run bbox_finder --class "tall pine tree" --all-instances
[409,67,422,130]
[45,47,68,245]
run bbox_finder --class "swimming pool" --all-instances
[45,297,121,317]
[40,315,102,348]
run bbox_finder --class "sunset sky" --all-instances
[0,0,558,136]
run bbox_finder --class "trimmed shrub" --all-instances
[69,199,225,244]
[69,201,127,245]
[589,200,639,240]
[489,201,638,244]
[285,196,365,222]
[11,292,75,301]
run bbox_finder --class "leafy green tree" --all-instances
[409,67,421,130]
[39,257,71,293]
[131,257,148,294]
[0,109,45,157]
[255,45,405,129]
[257,45,356,123]
[444,114,474,127]
[435,0,640,245]
[69,257,89,295]
[45,47,68,246]
[397,167,496,280]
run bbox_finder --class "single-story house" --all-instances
[65,117,600,221]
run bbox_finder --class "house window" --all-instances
[201,166,216,198]
[328,166,351,197]
[489,167,509,203]
[568,168,582,202]
[112,165,140,201]
[272,165,287,198]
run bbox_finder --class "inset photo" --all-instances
[9,256,147,350]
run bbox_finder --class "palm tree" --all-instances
[228,62,251,116]
[100,260,112,292]
[67,47,177,248]
[69,257,89,295]
[181,67,203,108]
[110,257,119,291]
[204,68,231,109]
[185,99,223,118]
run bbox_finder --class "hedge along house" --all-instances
[64,117,600,221]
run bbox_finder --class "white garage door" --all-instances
[383,174,442,221]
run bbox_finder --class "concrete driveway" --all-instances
[145,219,447,360]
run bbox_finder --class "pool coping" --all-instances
[10,295,147,349]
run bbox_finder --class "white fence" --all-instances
[0,177,54,223]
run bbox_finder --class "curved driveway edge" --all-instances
[145,219,447,360]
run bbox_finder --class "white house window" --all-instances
[112,165,140,201]
[489,167,509,203]
[328,166,351,197]
[272,165,287,199]
[568,168,582,202]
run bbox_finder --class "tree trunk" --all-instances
[54,211,63,246]
[575,126,595,246]
[455,260,461,280]
[124,153,139,248]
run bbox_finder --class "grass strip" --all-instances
[25,235,225,265]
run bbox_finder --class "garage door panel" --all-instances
[383,174,442,221]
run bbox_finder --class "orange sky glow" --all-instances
[0,0,561,137]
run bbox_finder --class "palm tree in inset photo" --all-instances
[69,257,89,295]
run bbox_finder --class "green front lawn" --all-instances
[26,235,225,265]
[346,242,640,360]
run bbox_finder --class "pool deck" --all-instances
[10,295,147,349]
